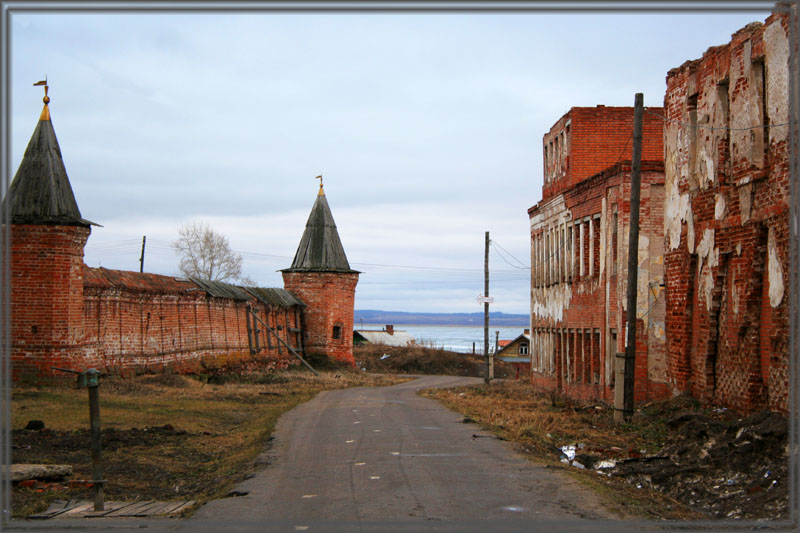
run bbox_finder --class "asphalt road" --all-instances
[188,375,620,529]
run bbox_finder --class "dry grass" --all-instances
[354,343,521,378]
[422,380,704,520]
[11,368,408,518]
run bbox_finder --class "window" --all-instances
[332,325,342,340]
[612,209,618,276]
[593,216,601,278]
[519,342,529,356]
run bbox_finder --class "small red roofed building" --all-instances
[662,11,791,414]
[528,105,668,404]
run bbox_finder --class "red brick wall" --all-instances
[529,163,667,406]
[663,12,789,414]
[541,106,664,201]
[80,277,302,376]
[10,224,94,380]
[10,226,303,381]
[282,271,359,364]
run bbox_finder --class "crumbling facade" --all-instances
[663,12,791,414]
[6,92,358,382]
[528,106,667,404]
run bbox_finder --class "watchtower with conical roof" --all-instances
[282,179,359,364]
[4,83,97,380]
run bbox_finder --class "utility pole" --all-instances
[484,231,490,384]
[620,93,644,423]
[139,235,146,273]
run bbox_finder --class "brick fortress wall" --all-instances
[10,229,303,381]
[10,224,91,380]
[282,271,359,365]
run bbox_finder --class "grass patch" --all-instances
[11,369,408,519]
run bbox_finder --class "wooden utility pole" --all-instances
[139,236,146,273]
[620,93,644,422]
[87,374,104,511]
[484,231,490,384]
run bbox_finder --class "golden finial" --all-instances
[34,77,50,120]
[315,175,324,195]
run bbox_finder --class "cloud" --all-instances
[10,9,765,315]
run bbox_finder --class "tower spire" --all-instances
[34,77,50,121]
[3,81,96,226]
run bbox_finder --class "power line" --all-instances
[491,242,529,270]
[644,107,791,131]
[491,240,529,269]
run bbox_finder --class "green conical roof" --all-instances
[283,188,358,273]
[4,101,95,226]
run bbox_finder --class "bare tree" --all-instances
[172,222,245,283]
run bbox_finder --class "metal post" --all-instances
[623,93,644,422]
[491,330,499,380]
[484,231,490,384]
[88,381,104,511]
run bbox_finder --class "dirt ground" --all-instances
[11,368,407,519]
[604,406,789,520]
[11,349,790,522]
[425,382,789,521]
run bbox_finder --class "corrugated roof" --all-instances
[189,278,252,301]
[354,330,415,347]
[245,287,305,308]
[283,190,358,273]
[4,104,96,227]
[84,266,195,293]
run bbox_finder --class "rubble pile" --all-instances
[606,410,788,519]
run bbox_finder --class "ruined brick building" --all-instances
[5,91,359,381]
[527,106,667,404]
[529,11,792,414]
[663,12,791,414]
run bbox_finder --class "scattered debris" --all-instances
[12,464,72,483]
[595,411,786,519]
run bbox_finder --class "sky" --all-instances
[5,4,771,314]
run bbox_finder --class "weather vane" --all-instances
[34,77,49,104]
[315,174,324,194]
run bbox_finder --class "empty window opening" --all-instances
[593,216,601,278]
[332,325,342,340]
[612,209,619,276]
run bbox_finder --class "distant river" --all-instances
[358,324,528,354]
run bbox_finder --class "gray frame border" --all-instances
[0,1,796,531]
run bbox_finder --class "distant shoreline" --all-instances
[354,310,529,327]
[357,323,529,329]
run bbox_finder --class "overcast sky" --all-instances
[7,5,769,314]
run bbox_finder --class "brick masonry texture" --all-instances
[529,162,667,405]
[282,271,359,365]
[663,12,790,414]
[10,230,357,381]
[540,106,664,202]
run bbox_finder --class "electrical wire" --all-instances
[644,107,791,131]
